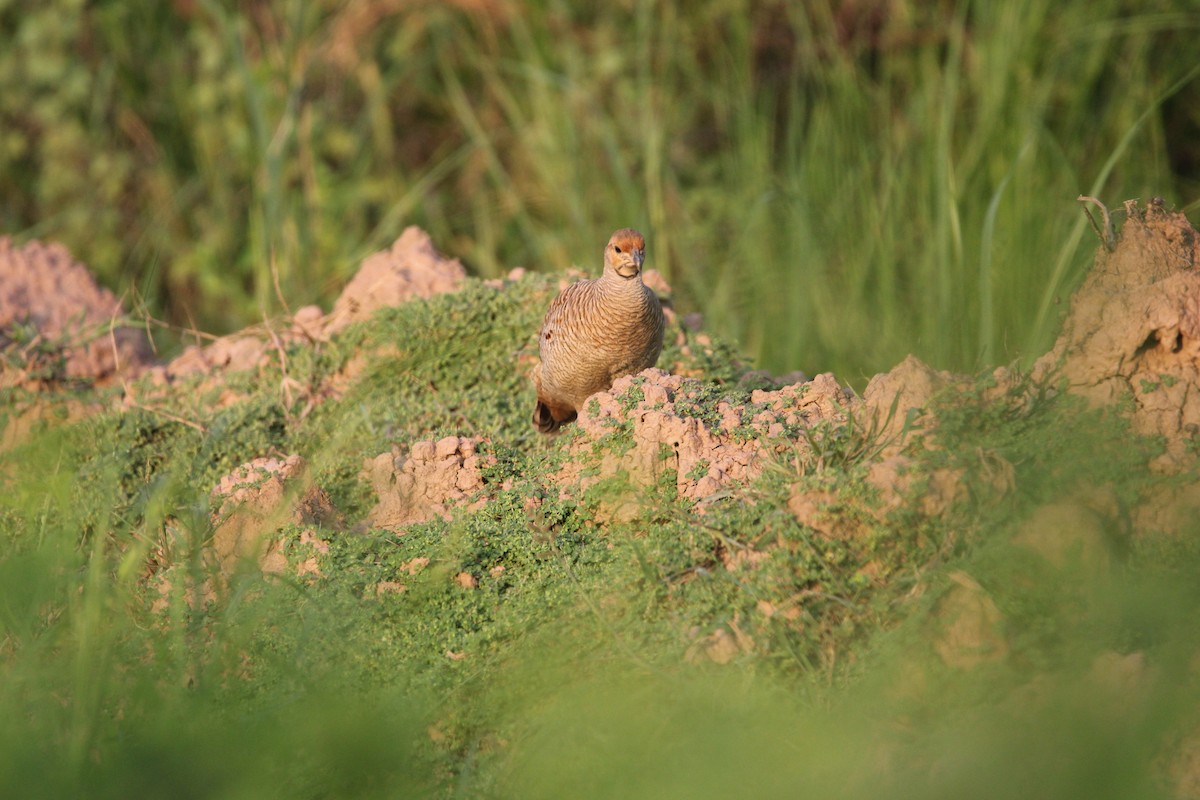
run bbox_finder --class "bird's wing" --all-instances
[539,279,592,338]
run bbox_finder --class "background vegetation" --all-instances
[2,0,1197,381]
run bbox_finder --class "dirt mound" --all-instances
[1033,202,1200,469]
[325,226,467,333]
[351,358,982,531]
[150,455,338,609]
[0,237,153,385]
[557,368,857,505]
[209,454,339,574]
[862,354,960,449]
[542,357,991,526]
[363,436,492,530]
[0,228,467,428]
[138,226,467,405]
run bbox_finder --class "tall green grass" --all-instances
[433,1,1198,379]
[2,1,1197,379]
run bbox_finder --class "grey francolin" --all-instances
[531,228,665,433]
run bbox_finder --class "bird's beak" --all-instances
[633,250,644,271]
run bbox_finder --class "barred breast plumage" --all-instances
[531,228,665,433]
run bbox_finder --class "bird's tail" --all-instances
[533,399,576,434]
[532,401,557,433]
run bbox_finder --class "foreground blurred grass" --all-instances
[2,0,1197,380]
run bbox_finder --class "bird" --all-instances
[531,228,665,433]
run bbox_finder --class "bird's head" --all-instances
[604,228,646,279]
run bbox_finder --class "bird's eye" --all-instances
[614,246,622,253]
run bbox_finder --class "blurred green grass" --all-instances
[2,0,1197,380]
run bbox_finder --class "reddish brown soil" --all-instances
[1032,203,1200,470]
[0,237,153,385]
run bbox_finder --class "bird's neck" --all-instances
[599,269,645,294]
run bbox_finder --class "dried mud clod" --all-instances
[928,570,1009,670]
[1013,494,1121,573]
[862,354,959,452]
[150,454,338,612]
[1034,202,1200,469]
[0,237,153,386]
